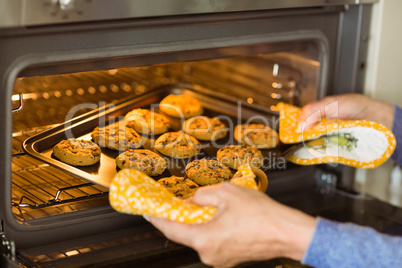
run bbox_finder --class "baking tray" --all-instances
[24,84,287,189]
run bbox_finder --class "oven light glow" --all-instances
[79,247,91,253]
[65,250,79,257]
[272,82,283,89]
[42,92,50,99]
[59,0,73,6]
[271,93,282,99]
[121,83,132,92]
[54,91,61,98]
[135,85,146,94]
[247,98,253,104]
[88,86,96,94]
[273,63,279,77]
[11,93,37,101]
[77,88,85,95]
[99,85,108,93]
[108,69,118,75]
[110,84,119,93]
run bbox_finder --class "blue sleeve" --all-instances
[301,217,402,268]
[392,105,402,165]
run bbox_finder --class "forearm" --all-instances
[269,204,316,261]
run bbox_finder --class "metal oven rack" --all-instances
[12,129,109,222]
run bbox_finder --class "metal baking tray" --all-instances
[23,84,285,188]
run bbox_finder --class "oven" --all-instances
[3,1,401,267]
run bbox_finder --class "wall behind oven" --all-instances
[356,0,402,206]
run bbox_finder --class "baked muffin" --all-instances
[124,108,170,135]
[217,145,264,169]
[183,116,227,141]
[159,94,203,119]
[53,138,101,166]
[116,149,167,176]
[155,131,201,159]
[234,123,279,149]
[91,122,144,150]
[158,176,199,199]
[185,158,232,186]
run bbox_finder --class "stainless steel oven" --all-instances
[4,1,401,267]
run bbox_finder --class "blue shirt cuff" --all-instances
[391,105,402,165]
[302,217,402,268]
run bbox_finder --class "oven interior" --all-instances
[12,40,321,218]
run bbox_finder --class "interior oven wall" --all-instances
[0,4,372,252]
[12,49,319,134]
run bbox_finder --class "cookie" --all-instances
[91,122,144,150]
[217,145,263,169]
[116,149,167,176]
[234,124,279,149]
[159,94,203,119]
[155,131,201,158]
[124,108,170,135]
[53,138,101,166]
[185,158,232,186]
[183,116,227,141]
[158,176,199,199]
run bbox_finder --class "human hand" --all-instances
[148,183,316,267]
[298,93,394,131]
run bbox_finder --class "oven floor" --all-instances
[15,188,402,268]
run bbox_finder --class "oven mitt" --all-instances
[277,102,396,169]
[109,164,262,224]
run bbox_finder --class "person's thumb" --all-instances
[297,103,324,132]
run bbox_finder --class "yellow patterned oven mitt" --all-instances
[277,102,396,169]
[109,164,263,224]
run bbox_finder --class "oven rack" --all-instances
[13,182,107,210]
[12,154,109,220]
[12,129,110,221]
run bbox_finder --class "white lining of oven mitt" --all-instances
[277,102,396,169]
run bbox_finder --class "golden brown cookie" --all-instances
[183,116,227,141]
[91,122,144,150]
[158,176,199,199]
[234,124,279,149]
[53,138,101,166]
[124,108,170,135]
[217,145,263,169]
[159,94,203,119]
[116,149,167,176]
[155,131,201,158]
[185,158,232,186]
